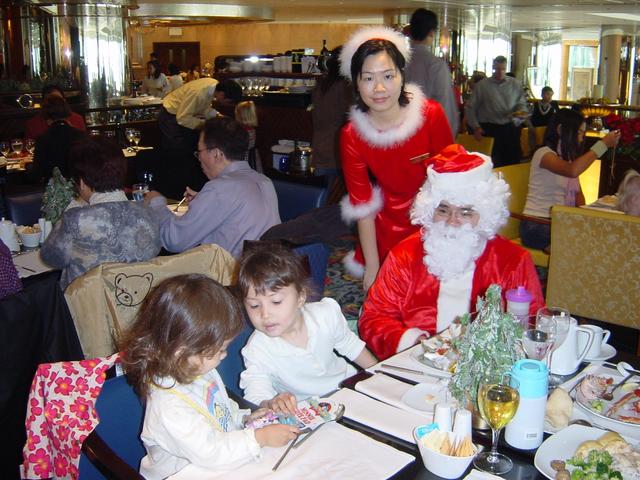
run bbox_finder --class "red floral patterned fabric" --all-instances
[21,354,120,480]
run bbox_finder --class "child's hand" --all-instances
[254,424,299,447]
[244,407,272,424]
[264,393,298,415]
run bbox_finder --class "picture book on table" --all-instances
[245,397,339,430]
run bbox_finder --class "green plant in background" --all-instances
[449,284,524,409]
[41,167,75,224]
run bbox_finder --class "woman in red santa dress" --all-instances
[339,26,454,290]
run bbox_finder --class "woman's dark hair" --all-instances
[541,86,553,95]
[70,136,126,192]
[168,63,180,76]
[237,243,311,299]
[201,116,249,160]
[147,60,161,79]
[42,84,65,99]
[216,79,243,103]
[319,46,344,94]
[544,109,585,161]
[43,95,71,122]
[119,274,244,398]
[350,38,410,112]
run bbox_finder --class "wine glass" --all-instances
[522,319,556,361]
[125,128,136,151]
[132,129,141,150]
[474,373,520,475]
[536,307,570,386]
[0,142,10,158]
[11,138,23,156]
[25,139,36,155]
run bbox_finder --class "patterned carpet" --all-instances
[323,237,364,334]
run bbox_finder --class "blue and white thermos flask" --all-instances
[505,359,548,450]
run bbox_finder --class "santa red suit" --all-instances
[360,231,544,359]
[359,144,545,360]
[340,84,453,276]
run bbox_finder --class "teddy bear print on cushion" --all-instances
[114,272,153,307]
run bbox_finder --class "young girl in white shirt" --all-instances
[120,274,299,480]
[238,244,378,414]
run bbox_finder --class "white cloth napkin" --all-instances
[367,345,450,384]
[355,373,433,418]
[464,469,503,479]
[328,388,430,444]
[167,422,414,480]
[12,250,54,278]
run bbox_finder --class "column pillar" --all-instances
[599,27,623,102]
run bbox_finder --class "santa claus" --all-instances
[359,144,545,360]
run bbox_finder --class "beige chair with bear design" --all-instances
[65,244,236,358]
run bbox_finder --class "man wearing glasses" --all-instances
[359,144,544,359]
[145,117,280,257]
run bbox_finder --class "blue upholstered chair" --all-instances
[272,178,329,222]
[5,190,43,226]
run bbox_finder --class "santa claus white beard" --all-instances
[423,222,488,281]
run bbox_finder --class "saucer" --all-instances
[584,343,616,362]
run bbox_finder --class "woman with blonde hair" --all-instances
[235,101,260,170]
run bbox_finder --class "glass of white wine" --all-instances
[25,139,36,155]
[125,128,136,151]
[132,129,141,150]
[11,138,23,156]
[474,373,520,475]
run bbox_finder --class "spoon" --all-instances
[293,404,345,449]
[603,372,635,401]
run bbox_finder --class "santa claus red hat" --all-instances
[339,26,411,81]
[411,144,510,238]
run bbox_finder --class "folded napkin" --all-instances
[355,373,434,418]
[13,250,54,278]
[328,388,429,444]
[167,422,414,480]
[464,469,503,479]
[121,146,153,158]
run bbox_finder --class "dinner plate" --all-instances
[584,343,616,362]
[574,371,640,429]
[534,424,638,480]
[409,349,453,379]
[401,382,450,412]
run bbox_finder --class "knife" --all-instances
[380,363,430,376]
[374,369,419,386]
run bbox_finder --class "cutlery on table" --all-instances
[374,369,419,386]
[380,363,431,377]
[293,404,345,449]
[602,372,635,401]
[271,427,311,471]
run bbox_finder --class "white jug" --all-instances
[0,218,20,252]
[550,317,594,375]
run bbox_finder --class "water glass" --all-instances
[132,183,147,202]
[11,138,23,155]
[132,129,141,148]
[523,319,556,361]
[536,307,570,386]
[25,139,36,155]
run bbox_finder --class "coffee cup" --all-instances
[579,325,610,358]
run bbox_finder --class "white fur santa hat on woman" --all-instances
[410,144,511,239]
[339,26,411,81]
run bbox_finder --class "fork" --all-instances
[271,428,311,471]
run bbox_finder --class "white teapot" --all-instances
[0,218,20,252]
[550,317,594,375]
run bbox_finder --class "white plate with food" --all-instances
[401,382,451,412]
[574,371,640,429]
[534,425,640,480]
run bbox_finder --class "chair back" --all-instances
[65,244,236,358]
[272,178,329,222]
[292,242,329,301]
[79,374,146,479]
[547,205,640,328]
[217,322,254,397]
[494,162,531,240]
[4,189,43,226]
[455,133,494,156]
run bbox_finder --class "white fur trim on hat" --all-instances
[342,250,365,279]
[340,186,383,223]
[350,84,425,148]
[427,152,493,196]
[340,26,411,81]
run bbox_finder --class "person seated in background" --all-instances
[520,109,620,251]
[0,238,22,299]
[185,64,200,82]
[24,84,86,140]
[145,117,280,258]
[141,60,170,98]
[234,100,260,170]
[531,86,559,127]
[167,63,184,92]
[27,96,86,183]
[617,169,640,216]
[40,136,161,289]
[359,144,545,360]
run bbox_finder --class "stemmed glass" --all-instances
[11,138,23,156]
[536,307,570,386]
[25,139,36,155]
[0,142,10,158]
[125,128,136,151]
[131,129,141,150]
[522,318,556,361]
[474,373,520,475]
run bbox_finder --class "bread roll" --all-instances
[545,388,573,429]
